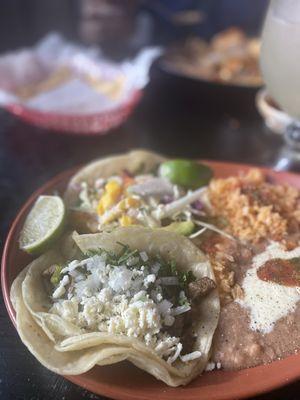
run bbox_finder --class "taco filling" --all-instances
[77,172,206,230]
[46,242,216,364]
[65,150,214,237]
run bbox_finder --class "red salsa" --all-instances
[257,258,300,287]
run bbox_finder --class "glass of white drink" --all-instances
[261,0,300,170]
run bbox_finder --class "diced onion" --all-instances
[167,343,183,364]
[157,299,173,315]
[171,304,191,316]
[180,351,202,363]
[140,251,148,262]
[52,275,70,299]
[157,277,179,285]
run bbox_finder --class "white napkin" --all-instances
[0,32,161,115]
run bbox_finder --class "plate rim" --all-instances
[1,160,300,400]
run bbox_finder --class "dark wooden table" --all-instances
[0,75,299,400]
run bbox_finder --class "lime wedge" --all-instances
[19,195,66,255]
[159,160,213,189]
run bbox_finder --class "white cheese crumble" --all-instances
[140,251,148,262]
[204,361,221,371]
[237,242,300,334]
[144,274,156,288]
[49,250,196,364]
[205,361,215,371]
[156,293,163,302]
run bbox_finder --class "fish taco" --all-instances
[64,149,213,236]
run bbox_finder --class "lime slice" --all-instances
[159,160,213,189]
[19,195,66,255]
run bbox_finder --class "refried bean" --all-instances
[195,170,300,370]
[212,301,300,370]
[210,245,300,370]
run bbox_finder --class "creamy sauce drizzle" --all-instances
[237,242,300,334]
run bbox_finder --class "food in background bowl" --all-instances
[14,66,125,102]
[163,28,262,87]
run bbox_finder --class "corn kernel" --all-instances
[118,196,140,211]
[97,180,123,215]
[105,180,122,198]
[119,214,136,226]
[126,196,140,208]
[117,198,127,211]
[97,194,114,215]
[97,200,105,215]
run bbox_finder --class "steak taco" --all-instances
[11,227,219,386]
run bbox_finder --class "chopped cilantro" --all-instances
[179,270,196,288]
[157,258,196,290]
[84,249,102,257]
[81,243,195,302]
[119,249,139,265]
[178,296,190,306]
[50,264,63,285]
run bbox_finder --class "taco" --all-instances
[11,227,219,386]
[64,149,212,236]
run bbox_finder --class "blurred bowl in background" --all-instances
[152,28,262,116]
[151,56,261,116]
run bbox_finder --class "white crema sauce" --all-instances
[236,242,300,334]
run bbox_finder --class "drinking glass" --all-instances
[260,0,300,170]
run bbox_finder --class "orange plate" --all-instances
[2,161,300,400]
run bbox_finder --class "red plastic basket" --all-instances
[6,89,142,135]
